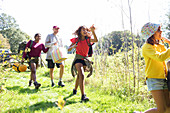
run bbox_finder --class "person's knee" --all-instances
[31,69,36,74]
[60,64,64,68]
[75,63,82,70]
[49,68,54,74]
[50,68,54,72]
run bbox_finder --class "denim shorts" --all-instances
[146,78,168,91]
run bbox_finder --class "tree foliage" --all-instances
[165,12,170,39]
[0,13,30,52]
[0,13,19,30]
[96,30,144,55]
[0,34,10,49]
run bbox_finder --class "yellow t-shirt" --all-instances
[142,43,170,79]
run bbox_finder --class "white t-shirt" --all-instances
[45,33,62,60]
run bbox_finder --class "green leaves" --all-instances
[0,34,10,49]
[0,13,19,31]
[0,13,30,52]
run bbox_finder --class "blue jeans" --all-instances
[146,78,168,91]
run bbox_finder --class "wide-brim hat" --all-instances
[141,22,160,39]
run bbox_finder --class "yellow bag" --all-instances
[12,63,27,72]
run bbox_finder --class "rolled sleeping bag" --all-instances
[12,62,27,72]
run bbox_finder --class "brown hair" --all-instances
[147,35,156,45]
[147,35,164,45]
[73,26,91,42]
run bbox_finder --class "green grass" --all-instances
[0,54,155,113]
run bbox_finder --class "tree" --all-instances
[0,13,19,30]
[165,11,170,39]
[96,30,139,55]
[0,13,30,52]
[0,34,10,49]
[0,28,30,52]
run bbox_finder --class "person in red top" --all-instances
[22,33,49,89]
[68,25,98,101]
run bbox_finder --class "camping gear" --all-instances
[12,62,27,72]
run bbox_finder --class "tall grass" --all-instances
[85,43,152,103]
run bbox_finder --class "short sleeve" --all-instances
[70,38,77,44]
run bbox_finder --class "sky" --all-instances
[0,0,169,45]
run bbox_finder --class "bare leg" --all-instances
[30,63,37,82]
[50,68,54,81]
[75,63,85,95]
[164,89,170,113]
[59,64,64,79]
[144,90,167,113]
[75,75,79,90]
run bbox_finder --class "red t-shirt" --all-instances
[70,37,90,57]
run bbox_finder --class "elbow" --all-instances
[93,38,98,43]
[94,39,98,43]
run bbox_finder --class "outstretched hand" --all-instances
[90,24,96,32]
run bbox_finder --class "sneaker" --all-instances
[81,94,89,102]
[58,81,65,87]
[34,82,41,89]
[28,80,32,86]
[73,89,77,95]
[51,82,56,87]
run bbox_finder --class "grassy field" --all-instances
[0,54,155,113]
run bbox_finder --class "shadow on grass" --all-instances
[6,86,39,94]
[4,94,80,113]
[63,93,78,106]
[5,101,56,113]
[64,78,74,83]
[41,71,50,77]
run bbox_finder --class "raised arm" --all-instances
[142,44,170,62]
[90,25,98,43]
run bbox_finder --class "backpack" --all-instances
[24,40,33,60]
[76,36,94,57]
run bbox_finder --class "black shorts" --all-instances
[46,59,62,68]
[29,57,39,64]
[28,57,39,70]
[74,59,86,66]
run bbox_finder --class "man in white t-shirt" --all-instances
[45,26,65,87]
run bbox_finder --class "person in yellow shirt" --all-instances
[136,22,170,113]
